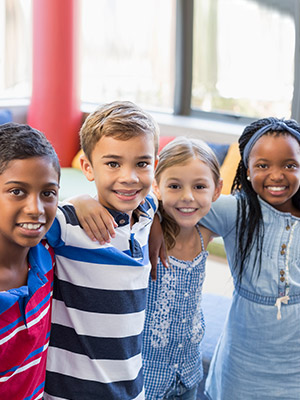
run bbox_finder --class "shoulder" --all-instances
[46,202,83,247]
[201,194,237,237]
[28,240,55,273]
[139,192,158,216]
[57,202,80,226]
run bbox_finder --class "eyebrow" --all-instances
[255,157,298,163]
[5,180,60,187]
[166,177,210,183]
[101,154,154,160]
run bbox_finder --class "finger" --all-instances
[89,216,111,244]
[100,214,117,238]
[159,241,169,269]
[150,254,158,281]
[80,220,97,242]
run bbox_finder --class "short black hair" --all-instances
[0,122,60,179]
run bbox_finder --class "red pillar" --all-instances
[27,0,82,167]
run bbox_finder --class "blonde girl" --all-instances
[142,137,222,400]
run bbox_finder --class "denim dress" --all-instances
[202,195,300,400]
[142,227,207,399]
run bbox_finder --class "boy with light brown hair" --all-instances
[44,101,160,400]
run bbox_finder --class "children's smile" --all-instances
[155,157,221,229]
[0,157,59,250]
[81,135,156,217]
[248,134,300,214]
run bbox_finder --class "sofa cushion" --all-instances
[0,109,12,125]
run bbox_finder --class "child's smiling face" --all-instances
[0,156,59,250]
[81,134,156,217]
[155,157,221,230]
[247,133,300,214]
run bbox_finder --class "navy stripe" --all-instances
[45,368,144,400]
[54,275,147,314]
[50,324,142,359]
[59,204,80,226]
[55,244,149,266]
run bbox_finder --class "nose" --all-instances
[270,168,284,181]
[181,187,194,202]
[24,194,44,217]
[119,166,139,184]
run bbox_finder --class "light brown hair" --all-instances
[80,101,160,163]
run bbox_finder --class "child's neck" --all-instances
[168,225,202,262]
[0,248,29,291]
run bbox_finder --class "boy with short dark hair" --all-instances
[44,101,160,400]
[0,122,60,400]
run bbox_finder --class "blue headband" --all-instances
[243,118,300,168]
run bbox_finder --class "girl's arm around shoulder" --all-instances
[200,194,238,238]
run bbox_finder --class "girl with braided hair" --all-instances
[202,117,300,399]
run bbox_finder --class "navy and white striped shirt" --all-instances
[44,194,157,400]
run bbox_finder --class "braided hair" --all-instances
[231,117,300,283]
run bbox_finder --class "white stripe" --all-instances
[0,304,50,345]
[46,347,142,383]
[52,299,145,337]
[0,357,42,382]
[44,394,66,400]
[0,341,49,382]
[33,393,44,400]
[55,257,151,290]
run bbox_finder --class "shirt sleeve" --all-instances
[45,202,78,248]
[200,194,237,238]
[144,191,159,215]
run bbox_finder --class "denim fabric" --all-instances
[201,195,300,399]
[163,378,198,400]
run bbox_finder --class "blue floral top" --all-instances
[142,226,208,399]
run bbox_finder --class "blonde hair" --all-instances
[80,101,160,163]
[155,136,221,251]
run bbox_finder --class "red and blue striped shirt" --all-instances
[0,240,55,400]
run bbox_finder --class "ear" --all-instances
[247,167,250,181]
[212,178,223,202]
[80,154,95,182]
[152,178,161,200]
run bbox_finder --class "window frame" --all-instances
[175,0,300,124]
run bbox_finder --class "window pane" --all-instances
[0,0,32,100]
[80,0,176,112]
[192,0,295,119]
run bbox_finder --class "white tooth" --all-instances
[116,191,136,196]
[20,223,41,230]
[268,186,285,191]
[179,208,195,213]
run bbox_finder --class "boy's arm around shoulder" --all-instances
[67,194,118,244]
